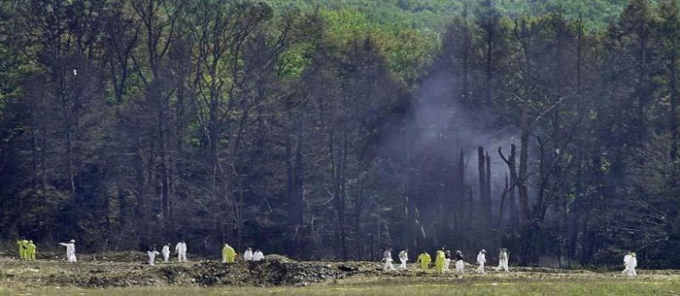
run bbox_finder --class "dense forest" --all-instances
[1,0,680,268]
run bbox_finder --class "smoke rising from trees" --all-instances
[0,0,679,268]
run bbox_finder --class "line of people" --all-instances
[147,243,265,265]
[18,238,77,263]
[385,247,637,277]
[13,238,638,277]
[19,238,264,266]
[20,238,74,263]
[383,247,511,275]
[221,245,267,263]
[146,241,188,265]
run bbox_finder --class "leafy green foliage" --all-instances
[1,0,680,269]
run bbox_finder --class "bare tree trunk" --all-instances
[454,149,465,232]
[478,147,492,239]
[519,105,530,265]
[519,106,530,226]
[670,52,679,161]
[330,131,348,259]
[478,146,486,209]
[486,152,491,225]
[158,108,169,232]
[286,119,305,257]
[340,132,349,259]
[508,144,518,226]
[499,144,519,228]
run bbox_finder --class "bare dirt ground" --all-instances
[0,251,678,291]
[0,251,366,289]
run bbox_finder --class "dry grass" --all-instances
[4,277,680,296]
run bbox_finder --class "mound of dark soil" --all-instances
[2,255,377,288]
[95,251,148,263]
[250,258,348,286]
[87,272,161,288]
[155,255,355,287]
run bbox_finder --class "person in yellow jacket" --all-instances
[417,251,431,270]
[17,239,25,260]
[435,249,446,273]
[222,244,236,263]
[26,240,37,261]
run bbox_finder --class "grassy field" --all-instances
[3,275,680,296]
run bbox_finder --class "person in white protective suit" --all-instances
[476,249,487,273]
[629,252,638,276]
[175,241,188,262]
[243,247,254,261]
[454,250,465,276]
[622,251,638,276]
[253,249,265,262]
[398,248,409,270]
[444,249,452,271]
[622,251,632,276]
[59,239,77,263]
[147,246,160,266]
[495,248,509,272]
[383,248,396,271]
[162,243,171,263]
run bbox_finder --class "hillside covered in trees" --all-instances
[1,0,680,268]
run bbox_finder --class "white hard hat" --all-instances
[70,239,75,243]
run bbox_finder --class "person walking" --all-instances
[476,249,487,274]
[623,251,638,277]
[383,248,396,271]
[398,248,409,270]
[495,248,509,272]
[417,251,431,270]
[435,249,445,273]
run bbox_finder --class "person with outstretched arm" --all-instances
[147,246,160,266]
[59,239,77,263]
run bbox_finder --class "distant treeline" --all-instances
[1,0,679,268]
